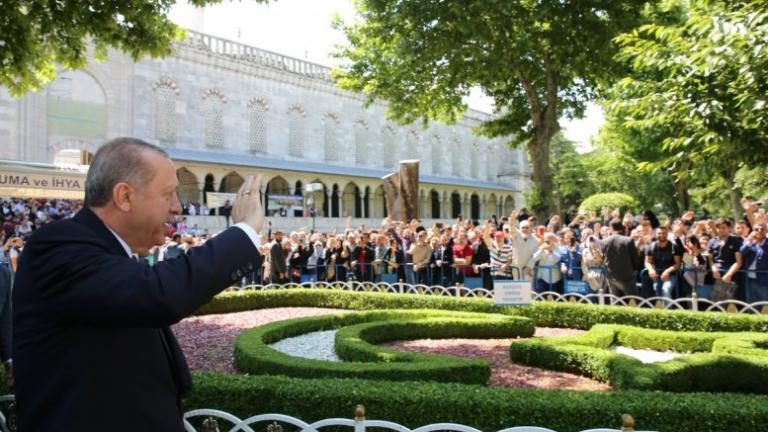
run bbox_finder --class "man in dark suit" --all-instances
[270,230,288,284]
[599,219,642,296]
[12,137,264,431]
[0,263,11,388]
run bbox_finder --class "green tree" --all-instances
[333,0,657,219]
[595,113,686,213]
[606,0,768,219]
[550,134,589,214]
[0,0,265,96]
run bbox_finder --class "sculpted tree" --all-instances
[334,0,656,218]
[0,0,266,96]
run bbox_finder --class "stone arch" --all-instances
[203,173,215,205]
[294,180,303,196]
[470,193,480,221]
[503,195,515,215]
[218,171,244,193]
[381,125,397,169]
[176,168,199,204]
[247,96,269,154]
[203,88,226,149]
[354,119,369,165]
[372,185,387,218]
[331,183,340,217]
[430,189,441,219]
[323,112,340,162]
[342,181,362,218]
[485,193,498,220]
[431,134,442,176]
[46,70,108,157]
[451,191,462,219]
[287,104,305,157]
[265,175,291,216]
[306,179,327,217]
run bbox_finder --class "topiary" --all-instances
[579,192,639,214]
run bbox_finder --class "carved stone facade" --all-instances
[0,30,531,220]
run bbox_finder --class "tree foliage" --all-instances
[0,0,264,96]
[333,0,656,218]
[579,192,639,214]
[606,0,768,217]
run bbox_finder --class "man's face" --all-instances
[130,152,181,254]
[754,224,766,242]
[717,224,731,237]
[656,227,668,242]
[519,222,531,236]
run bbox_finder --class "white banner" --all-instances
[205,192,237,208]
[493,280,532,306]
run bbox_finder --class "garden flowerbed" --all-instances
[173,307,608,390]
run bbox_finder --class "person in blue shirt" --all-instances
[740,223,768,302]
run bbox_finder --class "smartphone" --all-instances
[536,226,545,237]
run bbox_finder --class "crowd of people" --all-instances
[3,196,767,303]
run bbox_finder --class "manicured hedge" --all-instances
[234,309,533,385]
[199,289,768,332]
[184,372,768,432]
[509,324,768,393]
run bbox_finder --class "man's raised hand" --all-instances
[232,174,264,233]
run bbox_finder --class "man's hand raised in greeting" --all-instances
[232,174,264,233]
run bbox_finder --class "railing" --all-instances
[184,404,648,432]
[216,262,768,314]
[181,30,334,81]
[0,395,647,432]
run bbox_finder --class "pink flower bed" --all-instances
[173,308,611,391]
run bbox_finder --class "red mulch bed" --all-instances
[173,308,611,391]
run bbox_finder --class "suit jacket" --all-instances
[599,233,642,280]
[0,264,11,362]
[12,208,258,432]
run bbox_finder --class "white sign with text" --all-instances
[493,280,533,306]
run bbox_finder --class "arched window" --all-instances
[247,97,269,154]
[382,125,396,169]
[46,70,106,147]
[203,89,226,149]
[324,112,340,162]
[471,143,480,179]
[406,130,419,160]
[486,144,496,181]
[287,104,305,157]
[354,119,369,165]
[431,134,442,175]
[451,137,461,177]
[152,77,179,142]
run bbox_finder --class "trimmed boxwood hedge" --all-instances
[184,372,768,432]
[185,288,768,431]
[509,324,768,393]
[234,309,533,385]
[200,288,768,332]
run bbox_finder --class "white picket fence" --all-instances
[231,280,768,314]
[184,405,652,432]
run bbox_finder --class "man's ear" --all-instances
[112,182,134,212]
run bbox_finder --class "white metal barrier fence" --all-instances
[184,404,652,432]
[230,280,768,314]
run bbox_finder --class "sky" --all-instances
[169,0,603,151]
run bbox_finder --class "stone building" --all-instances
[0,30,530,224]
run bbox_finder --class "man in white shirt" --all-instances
[507,211,540,279]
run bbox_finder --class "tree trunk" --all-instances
[722,170,742,221]
[528,129,556,221]
[672,177,690,214]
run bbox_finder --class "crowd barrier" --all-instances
[223,262,768,314]
[0,395,646,432]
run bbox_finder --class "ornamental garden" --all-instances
[176,289,768,432]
